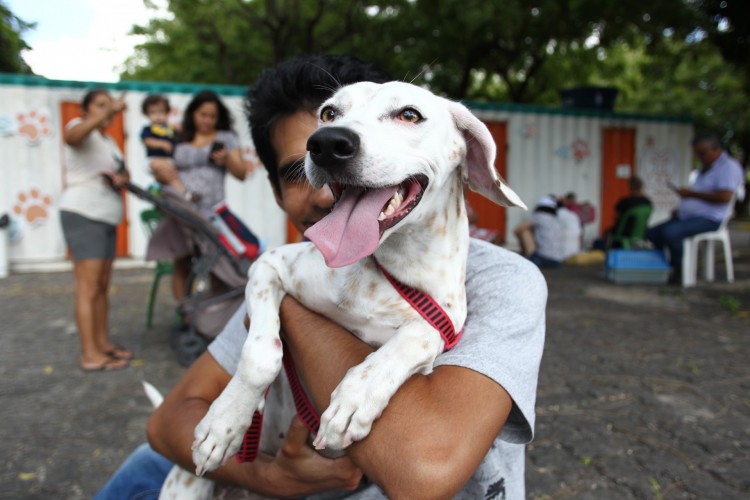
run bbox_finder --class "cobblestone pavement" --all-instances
[1,241,748,499]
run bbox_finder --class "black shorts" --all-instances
[60,211,117,260]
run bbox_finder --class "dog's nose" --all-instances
[307,127,360,168]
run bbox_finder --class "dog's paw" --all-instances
[313,365,392,450]
[191,395,260,475]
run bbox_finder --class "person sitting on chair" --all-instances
[593,176,652,250]
[646,131,743,280]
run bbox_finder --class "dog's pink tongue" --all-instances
[304,186,396,268]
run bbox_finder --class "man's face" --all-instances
[270,110,334,234]
[693,141,721,168]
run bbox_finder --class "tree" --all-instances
[121,0,749,165]
[0,1,34,73]
[121,0,387,84]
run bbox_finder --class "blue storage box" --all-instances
[606,249,671,284]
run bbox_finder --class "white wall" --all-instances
[0,77,693,271]
[473,107,693,245]
[0,81,287,272]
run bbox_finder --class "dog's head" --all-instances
[304,81,525,268]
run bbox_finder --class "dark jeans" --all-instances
[529,251,562,268]
[646,216,720,269]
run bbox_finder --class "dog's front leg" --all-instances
[192,257,288,475]
[313,323,445,450]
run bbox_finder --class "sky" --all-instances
[7,0,164,82]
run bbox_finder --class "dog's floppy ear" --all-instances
[449,102,527,209]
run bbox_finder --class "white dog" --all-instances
[188,81,526,481]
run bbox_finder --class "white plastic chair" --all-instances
[681,194,736,288]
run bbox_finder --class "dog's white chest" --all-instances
[284,248,423,346]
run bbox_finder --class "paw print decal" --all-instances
[13,188,53,227]
[571,139,590,162]
[16,110,51,144]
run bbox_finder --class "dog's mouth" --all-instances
[331,176,426,232]
[305,175,427,268]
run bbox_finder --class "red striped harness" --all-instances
[236,259,463,462]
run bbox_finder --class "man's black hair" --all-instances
[691,130,723,149]
[245,54,392,193]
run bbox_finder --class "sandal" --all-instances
[81,356,129,372]
[104,345,134,361]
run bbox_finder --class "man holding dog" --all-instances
[95,54,546,499]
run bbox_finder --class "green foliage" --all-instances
[0,1,34,73]
[121,0,383,85]
[119,0,750,159]
[718,295,741,316]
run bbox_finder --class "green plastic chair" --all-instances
[140,208,174,328]
[609,203,652,250]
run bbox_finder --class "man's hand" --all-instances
[264,417,363,497]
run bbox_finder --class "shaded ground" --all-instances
[1,232,748,499]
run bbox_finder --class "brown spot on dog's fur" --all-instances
[368,281,378,298]
[338,296,354,311]
[422,341,429,350]
[226,428,233,434]
[425,212,437,230]
[184,475,195,486]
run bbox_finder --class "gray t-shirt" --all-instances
[209,239,547,499]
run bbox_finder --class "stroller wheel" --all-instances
[170,325,209,367]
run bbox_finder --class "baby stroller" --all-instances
[125,182,260,366]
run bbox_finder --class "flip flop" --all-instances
[104,345,134,361]
[81,356,129,372]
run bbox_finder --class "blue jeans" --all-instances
[646,216,720,269]
[93,443,174,500]
[529,251,561,268]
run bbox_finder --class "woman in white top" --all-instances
[60,89,132,372]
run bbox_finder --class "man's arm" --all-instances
[280,297,513,499]
[147,351,361,498]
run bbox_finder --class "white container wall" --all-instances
[0,75,285,272]
[0,75,693,271]
[472,103,693,245]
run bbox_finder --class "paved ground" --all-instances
[1,227,749,499]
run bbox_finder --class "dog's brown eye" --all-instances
[397,108,423,123]
[320,106,337,123]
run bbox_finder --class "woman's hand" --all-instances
[210,147,229,167]
[112,169,130,189]
[110,93,127,115]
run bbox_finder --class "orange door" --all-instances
[465,121,508,243]
[60,102,129,257]
[600,128,636,234]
